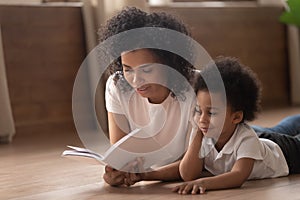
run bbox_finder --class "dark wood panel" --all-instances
[0,5,86,129]
[151,6,289,106]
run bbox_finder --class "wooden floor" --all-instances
[1,106,300,200]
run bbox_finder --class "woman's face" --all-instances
[121,49,170,104]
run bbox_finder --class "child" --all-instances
[173,56,300,195]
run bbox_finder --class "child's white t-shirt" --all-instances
[201,123,289,179]
[105,74,197,166]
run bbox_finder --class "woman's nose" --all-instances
[131,71,145,87]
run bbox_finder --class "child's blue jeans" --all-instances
[252,114,300,136]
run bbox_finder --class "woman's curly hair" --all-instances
[195,56,262,122]
[98,7,195,99]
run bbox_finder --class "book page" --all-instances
[102,129,174,172]
[62,150,106,165]
[62,128,174,172]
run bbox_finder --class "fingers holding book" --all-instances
[103,157,146,187]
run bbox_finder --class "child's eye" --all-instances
[194,106,201,115]
[208,111,217,116]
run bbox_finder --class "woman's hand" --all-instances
[123,172,144,186]
[103,165,144,187]
[172,180,206,195]
[103,157,145,187]
[122,157,145,186]
[103,165,127,186]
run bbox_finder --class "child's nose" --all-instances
[199,113,209,124]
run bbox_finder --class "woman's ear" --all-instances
[232,111,243,124]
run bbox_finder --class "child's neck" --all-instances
[214,124,238,152]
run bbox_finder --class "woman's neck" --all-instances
[148,87,170,104]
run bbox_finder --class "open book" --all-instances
[62,129,174,172]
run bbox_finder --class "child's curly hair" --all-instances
[98,7,195,99]
[195,56,262,122]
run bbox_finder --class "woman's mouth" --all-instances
[137,86,148,91]
[136,85,150,94]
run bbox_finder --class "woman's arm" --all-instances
[105,112,188,186]
[173,157,255,194]
[103,112,129,186]
[105,112,182,185]
[107,112,129,144]
[179,130,204,181]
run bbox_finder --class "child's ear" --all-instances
[232,111,243,124]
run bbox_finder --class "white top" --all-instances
[105,74,197,167]
[201,123,289,179]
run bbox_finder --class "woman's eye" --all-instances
[124,69,133,73]
[142,67,152,73]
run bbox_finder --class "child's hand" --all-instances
[172,180,206,195]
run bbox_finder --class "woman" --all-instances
[100,7,197,186]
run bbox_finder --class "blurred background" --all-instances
[0,0,299,143]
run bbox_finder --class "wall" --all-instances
[0,3,290,136]
[151,3,289,107]
[0,4,86,133]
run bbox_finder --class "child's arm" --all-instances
[179,130,204,181]
[173,157,255,195]
[121,131,204,186]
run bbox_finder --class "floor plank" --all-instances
[1,106,300,200]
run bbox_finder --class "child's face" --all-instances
[194,90,240,139]
[121,49,169,103]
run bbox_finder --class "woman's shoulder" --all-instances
[106,72,120,84]
[106,73,117,92]
[106,72,132,94]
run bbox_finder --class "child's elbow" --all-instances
[179,161,203,181]
[180,171,199,181]
[232,178,247,189]
[239,178,248,188]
